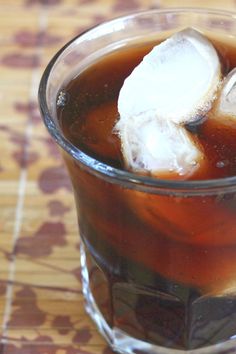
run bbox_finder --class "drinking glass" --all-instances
[39,8,236,353]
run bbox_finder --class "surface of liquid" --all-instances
[58,39,236,181]
[57,38,236,350]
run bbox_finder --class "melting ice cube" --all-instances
[218,68,236,117]
[118,28,221,125]
[116,28,221,176]
[116,112,203,176]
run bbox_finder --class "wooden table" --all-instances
[1,0,236,353]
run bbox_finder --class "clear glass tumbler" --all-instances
[39,8,236,354]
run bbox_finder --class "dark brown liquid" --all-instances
[58,39,236,350]
[59,40,236,181]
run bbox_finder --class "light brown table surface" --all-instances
[1,0,236,353]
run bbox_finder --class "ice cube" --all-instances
[116,28,219,176]
[118,28,221,124]
[218,68,236,117]
[116,112,203,176]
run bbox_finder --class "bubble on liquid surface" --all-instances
[57,90,68,107]
[216,160,229,168]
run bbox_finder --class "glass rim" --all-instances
[38,7,236,193]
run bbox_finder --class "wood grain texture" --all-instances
[0,0,236,353]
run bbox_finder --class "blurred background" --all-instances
[1,1,236,353]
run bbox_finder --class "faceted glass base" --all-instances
[80,242,236,354]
